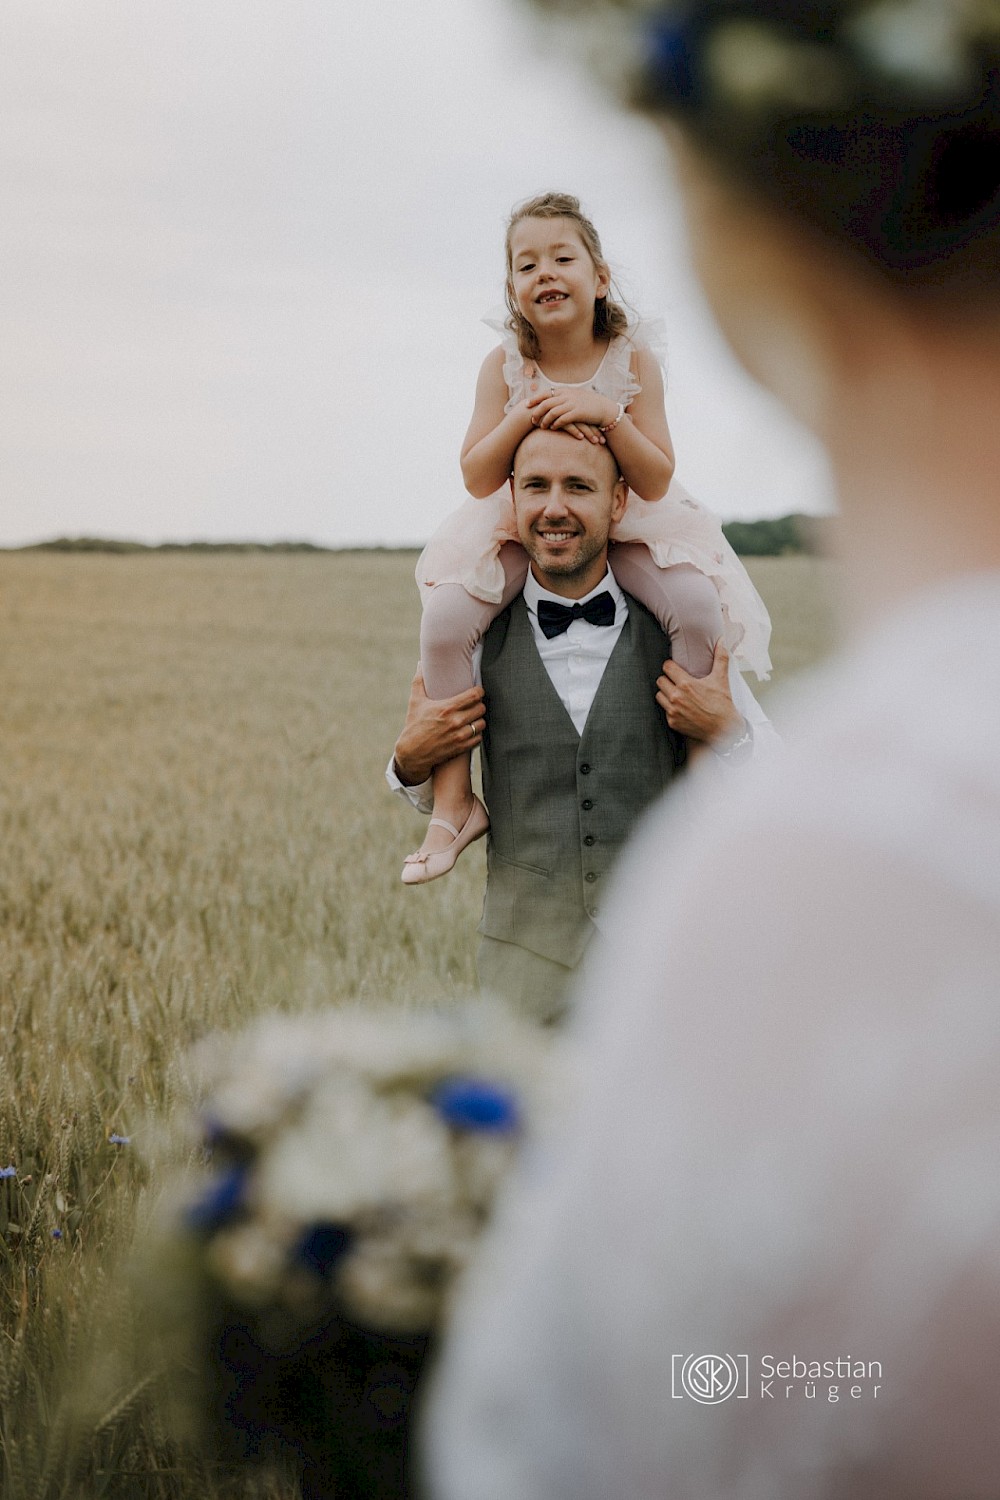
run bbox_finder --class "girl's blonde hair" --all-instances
[504,192,630,359]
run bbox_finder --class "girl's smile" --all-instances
[508,216,610,332]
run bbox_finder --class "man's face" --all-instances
[510,429,628,598]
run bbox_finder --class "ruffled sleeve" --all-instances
[482,309,527,414]
[600,317,670,408]
[631,316,669,378]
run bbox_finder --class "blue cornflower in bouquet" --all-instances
[184,1165,250,1234]
[143,1001,560,1500]
[431,1076,520,1132]
[294,1221,353,1277]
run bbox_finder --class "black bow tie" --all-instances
[536,591,616,640]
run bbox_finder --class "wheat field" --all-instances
[0,549,836,1497]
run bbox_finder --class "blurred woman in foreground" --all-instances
[425,4,1000,1497]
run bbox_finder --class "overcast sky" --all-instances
[0,0,834,548]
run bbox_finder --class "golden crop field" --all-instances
[0,549,837,1497]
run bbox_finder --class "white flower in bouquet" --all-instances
[133,1000,566,1496]
[171,1001,562,1336]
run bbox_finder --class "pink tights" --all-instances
[610,545,722,679]
[419,541,724,699]
[421,544,529,699]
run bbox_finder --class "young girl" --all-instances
[401,191,772,885]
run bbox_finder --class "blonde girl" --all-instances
[402,191,771,884]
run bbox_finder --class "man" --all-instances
[390,426,770,1020]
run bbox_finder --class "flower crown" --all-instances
[526,0,1000,104]
[525,0,1000,279]
[635,1,1000,116]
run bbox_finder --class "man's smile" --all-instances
[511,428,627,593]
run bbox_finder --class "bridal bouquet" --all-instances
[146,1001,558,1500]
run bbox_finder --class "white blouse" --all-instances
[425,571,1000,1500]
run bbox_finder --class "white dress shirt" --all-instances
[521,568,628,736]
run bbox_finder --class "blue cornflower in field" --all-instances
[108,1134,131,1146]
[51,1229,63,1240]
[431,1077,520,1133]
[0,1166,16,1179]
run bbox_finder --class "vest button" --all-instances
[585,871,597,883]
[581,799,593,811]
[580,763,592,775]
[583,834,595,846]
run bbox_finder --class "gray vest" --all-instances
[479,593,686,968]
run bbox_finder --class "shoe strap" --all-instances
[428,816,460,838]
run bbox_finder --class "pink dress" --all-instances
[416,317,773,680]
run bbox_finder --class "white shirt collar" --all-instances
[522,565,625,615]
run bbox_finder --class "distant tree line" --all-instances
[11,517,832,558]
[721,514,831,555]
[20,538,336,554]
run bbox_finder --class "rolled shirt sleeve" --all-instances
[385,755,433,816]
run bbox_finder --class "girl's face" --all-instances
[508,216,610,336]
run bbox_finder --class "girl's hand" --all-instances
[521,367,604,439]
[517,395,604,444]
[526,386,619,441]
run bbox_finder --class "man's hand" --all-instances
[656,639,744,744]
[393,670,486,786]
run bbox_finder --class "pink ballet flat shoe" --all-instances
[401,798,489,885]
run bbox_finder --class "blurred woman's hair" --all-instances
[504,192,632,357]
[532,2,1000,303]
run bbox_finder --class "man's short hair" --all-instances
[511,426,624,485]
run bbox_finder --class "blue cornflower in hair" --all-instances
[645,7,700,104]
